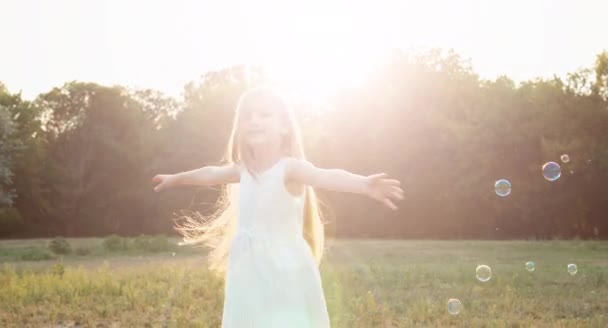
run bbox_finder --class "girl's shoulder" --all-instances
[283,157,316,180]
[282,156,307,170]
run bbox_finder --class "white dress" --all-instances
[222,157,330,328]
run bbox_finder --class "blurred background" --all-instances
[1,0,607,240]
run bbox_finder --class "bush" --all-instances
[20,248,56,261]
[75,247,93,256]
[48,236,71,254]
[102,234,129,252]
[133,234,170,252]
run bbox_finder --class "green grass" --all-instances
[1,239,607,327]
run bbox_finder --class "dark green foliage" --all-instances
[48,236,71,254]
[102,234,129,252]
[133,234,171,252]
[20,247,56,261]
[75,246,93,256]
[0,53,607,240]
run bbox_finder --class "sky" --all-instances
[1,0,607,100]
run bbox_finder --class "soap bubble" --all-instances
[447,298,462,315]
[495,179,511,196]
[476,265,492,282]
[568,264,577,275]
[542,162,561,181]
[525,261,535,272]
[560,154,570,163]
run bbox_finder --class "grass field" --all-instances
[1,238,607,327]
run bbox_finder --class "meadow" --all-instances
[1,237,607,327]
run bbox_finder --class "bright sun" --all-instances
[238,1,394,101]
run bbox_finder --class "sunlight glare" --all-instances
[238,0,395,101]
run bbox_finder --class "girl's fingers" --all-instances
[390,191,404,200]
[368,173,388,182]
[390,186,404,195]
[380,178,401,186]
[383,198,398,210]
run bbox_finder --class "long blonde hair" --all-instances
[174,87,325,275]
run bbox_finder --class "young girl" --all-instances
[152,87,403,328]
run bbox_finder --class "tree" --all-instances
[34,82,171,236]
[0,104,20,206]
[593,51,608,100]
[0,83,25,206]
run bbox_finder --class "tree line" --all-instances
[1,49,607,240]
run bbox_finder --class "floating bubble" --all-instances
[447,298,462,315]
[476,265,492,282]
[542,162,561,181]
[570,170,574,175]
[171,252,176,257]
[560,154,570,163]
[525,261,535,272]
[495,179,511,197]
[568,264,577,275]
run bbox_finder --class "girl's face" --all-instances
[239,103,287,150]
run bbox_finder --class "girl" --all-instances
[152,87,403,327]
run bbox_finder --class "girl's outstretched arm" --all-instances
[285,158,404,210]
[152,163,241,192]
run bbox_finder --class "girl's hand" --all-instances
[365,173,404,210]
[152,174,177,192]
